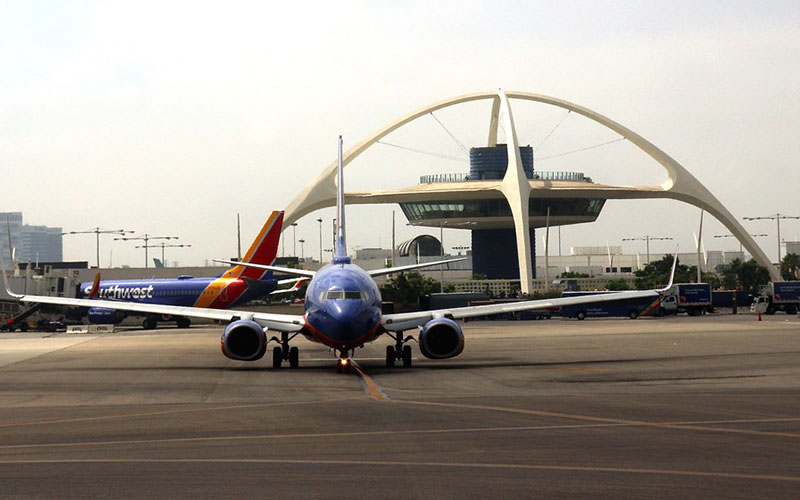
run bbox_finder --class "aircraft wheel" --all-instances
[272,346,282,368]
[289,346,299,368]
[386,345,396,368]
[402,345,412,368]
[143,317,157,330]
[176,317,191,329]
[576,311,586,321]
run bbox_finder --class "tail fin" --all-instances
[222,211,284,280]
[88,272,101,298]
[333,135,350,264]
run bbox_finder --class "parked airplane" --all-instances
[4,137,673,370]
[76,210,300,329]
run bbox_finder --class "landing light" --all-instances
[339,358,350,366]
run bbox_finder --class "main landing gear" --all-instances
[385,331,414,368]
[270,331,300,369]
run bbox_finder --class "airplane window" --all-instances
[324,290,364,300]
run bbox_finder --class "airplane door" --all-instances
[220,286,229,303]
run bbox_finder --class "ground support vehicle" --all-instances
[560,291,661,320]
[754,282,800,315]
[659,283,712,316]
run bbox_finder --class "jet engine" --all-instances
[87,307,125,325]
[220,320,267,361]
[418,318,464,359]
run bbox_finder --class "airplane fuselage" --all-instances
[81,275,277,310]
[303,262,383,351]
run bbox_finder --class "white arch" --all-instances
[284,90,779,289]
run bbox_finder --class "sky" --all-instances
[1,0,799,267]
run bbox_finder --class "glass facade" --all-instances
[400,198,605,222]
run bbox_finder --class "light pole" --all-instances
[713,233,768,258]
[622,235,673,265]
[743,214,800,263]
[135,243,191,267]
[291,223,298,257]
[115,234,179,268]
[62,227,133,268]
[298,239,305,261]
[317,218,323,262]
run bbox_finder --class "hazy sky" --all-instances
[2,1,799,267]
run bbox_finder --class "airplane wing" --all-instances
[3,272,304,332]
[368,258,467,277]
[383,252,679,331]
[213,259,316,278]
[382,289,661,331]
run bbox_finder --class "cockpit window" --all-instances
[321,290,367,300]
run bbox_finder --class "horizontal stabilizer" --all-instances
[213,259,316,278]
[368,257,467,277]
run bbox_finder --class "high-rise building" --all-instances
[0,212,62,267]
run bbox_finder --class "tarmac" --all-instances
[1,313,799,499]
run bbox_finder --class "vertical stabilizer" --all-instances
[223,211,284,279]
[334,135,350,264]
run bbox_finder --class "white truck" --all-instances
[752,282,800,315]
[659,283,712,316]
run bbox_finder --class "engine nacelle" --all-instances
[220,320,267,361]
[87,307,125,324]
[418,318,465,359]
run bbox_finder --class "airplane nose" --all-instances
[322,300,374,342]
[327,300,362,323]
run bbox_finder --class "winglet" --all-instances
[659,247,679,292]
[0,257,23,299]
[87,272,101,298]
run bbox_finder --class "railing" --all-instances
[533,171,586,182]
[419,173,470,184]
[419,171,588,184]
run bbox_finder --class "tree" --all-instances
[634,255,692,289]
[720,258,743,289]
[380,272,441,306]
[736,259,771,293]
[605,278,630,291]
[560,271,590,278]
[781,253,800,280]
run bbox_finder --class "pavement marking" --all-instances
[5,416,800,452]
[0,397,367,430]
[0,423,627,450]
[0,458,797,483]
[392,400,800,439]
[351,361,388,401]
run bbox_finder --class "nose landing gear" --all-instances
[335,349,352,373]
[385,331,414,368]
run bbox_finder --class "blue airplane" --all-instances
[4,137,673,370]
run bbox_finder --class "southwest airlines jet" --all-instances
[78,211,303,329]
[4,137,673,370]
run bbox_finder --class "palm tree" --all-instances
[781,253,800,280]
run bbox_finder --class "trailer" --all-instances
[659,283,712,316]
[559,291,661,320]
